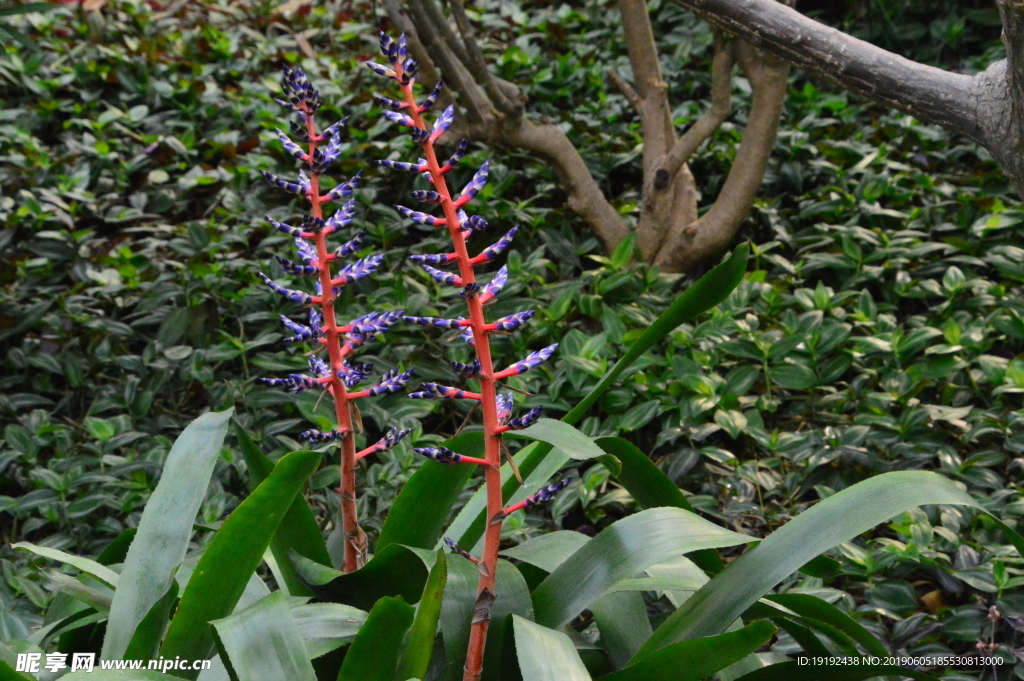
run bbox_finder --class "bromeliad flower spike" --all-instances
[258,65,410,573]
[369,32,566,681]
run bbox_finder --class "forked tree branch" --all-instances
[668,0,982,144]
[658,33,734,184]
[448,0,522,116]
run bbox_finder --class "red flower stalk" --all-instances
[369,33,562,681]
[258,66,411,573]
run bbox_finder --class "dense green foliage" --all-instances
[4,0,1024,678]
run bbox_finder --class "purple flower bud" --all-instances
[378,31,399,64]
[460,282,481,299]
[324,199,357,233]
[294,238,318,265]
[258,272,313,304]
[479,265,508,303]
[333,254,384,285]
[451,357,482,378]
[259,170,308,196]
[259,374,318,394]
[506,407,543,430]
[300,428,346,444]
[320,116,349,141]
[493,310,535,332]
[411,190,443,204]
[460,211,488,234]
[522,479,570,507]
[456,161,488,204]
[280,314,319,343]
[443,537,475,561]
[275,255,318,276]
[408,252,456,266]
[418,263,462,287]
[276,128,306,161]
[267,216,305,238]
[431,105,454,140]
[364,368,414,396]
[415,447,462,464]
[334,229,366,258]
[398,33,409,60]
[373,427,412,452]
[338,361,373,388]
[397,205,445,226]
[498,343,559,377]
[375,95,406,111]
[495,393,514,423]
[366,61,396,79]
[376,158,428,173]
[419,80,443,112]
[308,355,330,378]
[408,382,475,400]
[383,110,416,128]
[402,315,466,329]
[460,326,476,346]
[325,170,363,202]
[409,127,430,146]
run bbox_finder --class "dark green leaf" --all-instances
[336,596,415,681]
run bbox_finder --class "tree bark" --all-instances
[670,0,1024,196]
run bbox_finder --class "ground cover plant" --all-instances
[5,0,1024,679]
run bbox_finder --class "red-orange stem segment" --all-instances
[303,106,362,574]
[396,72,501,681]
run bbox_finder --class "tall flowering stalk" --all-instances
[257,66,411,573]
[369,34,565,680]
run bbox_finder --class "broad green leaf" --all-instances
[211,592,316,681]
[602,621,776,681]
[634,471,1024,661]
[396,551,447,681]
[159,449,322,675]
[602,576,707,593]
[291,544,432,610]
[234,424,330,597]
[451,246,749,550]
[533,508,750,629]
[590,592,652,669]
[12,542,120,588]
[512,615,591,681]
[102,409,233,661]
[499,531,590,572]
[290,602,367,658]
[97,529,138,566]
[507,419,603,460]
[596,437,724,574]
[337,596,415,681]
[763,594,887,656]
[123,578,178,661]
[734,662,941,681]
[377,433,481,552]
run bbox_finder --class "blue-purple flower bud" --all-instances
[411,190,443,204]
[415,447,462,464]
[419,80,443,112]
[258,272,313,304]
[506,407,543,430]
[493,310,535,332]
[479,265,508,303]
[402,315,466,330]
[499,343,559,377]
[418,263,462,286]
[451,357,482,379]
[477,227,518,263]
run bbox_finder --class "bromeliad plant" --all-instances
[256,66,412,572]
[367,32,564,679]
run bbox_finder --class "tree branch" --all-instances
[669,0,982,144]
[658,33,734,185]
[504,120,630,253]
[655,40,789,272]
[448,0,522,116]
[607,69,642,111]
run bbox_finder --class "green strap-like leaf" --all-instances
[590,592,652,670]
[336,596,415,681]
[507,419,603,460]
[12,542,120,588]
[763,594,888,657]
[234,424,330,596]
[450,245,750,550]
[512,615,592,681]
[290,602,367,659]
[212,592,316,681]
[102,408,234,661]
[377,433,481,552]
[123,578,178,661]
[499,531,590,573]
[533,508,751,629]
[601,621,777,681]
[633,470,1024,662]
[159,449,322,675]
[291,543,432,610]
[596,437,724,574]
[396,551,448,681]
